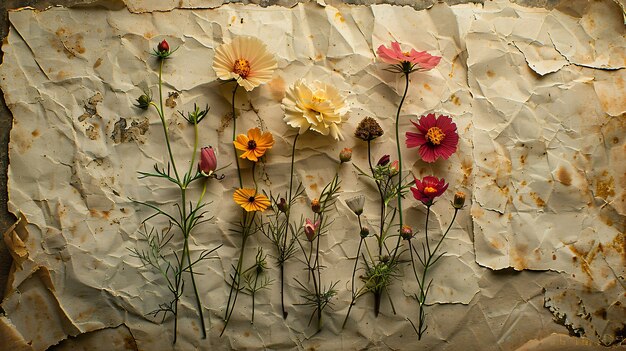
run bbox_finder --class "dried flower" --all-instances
[283,79,349,140]
[346,195,365,216]
[304,218,320,241]
[339,148,352,163]
[400,225,413,240]
[355,117,384,141]
[360,227,370,238]
[377,41,441,74]
[453,192,466,209]
[277,198,288,213]
[406,113,459,163]
[377,155,390,167]
[410,176,448,206]
[311,198,321,213]
[234,128,275,162]
[212,36,277,91]
[198,146,217,176]
[233,188,271,212]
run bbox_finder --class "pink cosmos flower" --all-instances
[411,176,448,206]
[198,146,217,176]
[304,218,320,241]
[377,42,441,73]
[406,113,459,163]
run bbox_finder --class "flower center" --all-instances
[233,59,251,78]
[248,196,256,203]
[311,90,326,104]
[403,51,411,57]
[426,127,446,145]
[424,186,437,195]
[247,140,257,150]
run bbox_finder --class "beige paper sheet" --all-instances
[0,0,624,349]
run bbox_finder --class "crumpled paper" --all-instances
[0,0,624,350]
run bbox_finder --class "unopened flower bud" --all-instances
[453,191,466,209]
[135,94,151,110]
[377,155,390,167]
[311,198,321,213]
[157,39,170,53]
[339,148,352,163]
[401,225,413,240]
[360,227,369,238]
[304,218,320,241]
[198,146,217,176]
[277,198,288,213]
[389,160,399,175]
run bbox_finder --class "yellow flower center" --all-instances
[426,127,446,145]
[403,51,411,57]
[233,59,251,78]
[424,186,437,195]
[247,140,257,150]
[311,90,326,104]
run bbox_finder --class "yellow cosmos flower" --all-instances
[282,79,349,141]
[233,188,270,212]
[212,36,277,91]
[233,127,275,162]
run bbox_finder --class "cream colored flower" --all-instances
[282,79,349,140]
[212,36,277,91]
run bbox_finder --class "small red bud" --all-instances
[157,40,170,53]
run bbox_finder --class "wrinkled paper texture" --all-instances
[0,0,624,349]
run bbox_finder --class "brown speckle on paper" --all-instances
[557,166,572,186]
[111,117,149,144]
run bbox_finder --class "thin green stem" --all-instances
[390,73,411,262]
[221,211,257,336]
[280,133,299,319]
[366,140,386,256]
[186,119,200,186]
[231,85,243,188]
[424,205,431,254]
[157,59,180,183]
[414,208,459,339]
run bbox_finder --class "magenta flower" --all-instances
[377,42,441,74]
[411,176,448,206]
[198,146,217,176]
[304,218,320,241]
[406,113,459,163]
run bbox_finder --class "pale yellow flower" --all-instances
[282,79,349,140]
[212,36,277,91]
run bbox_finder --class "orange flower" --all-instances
[233,188,270,212]
[233,128,274,162]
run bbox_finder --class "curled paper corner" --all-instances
[1,266,82,351]
[3,214,28,268]
[543,270,626,347]
[50,324,139,351]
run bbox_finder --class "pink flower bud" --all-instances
[389,160,399,175]
[304,218,320,241]
[199,146,217,176]
[157,40,170,53]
